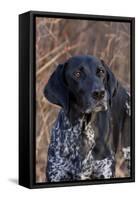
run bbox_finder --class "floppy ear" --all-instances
[43,64,69,114]
[101,59,118,106]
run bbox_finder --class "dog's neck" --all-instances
[68,100,97,126]
[58,109,96,158]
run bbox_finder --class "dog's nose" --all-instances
[92,89,105,100]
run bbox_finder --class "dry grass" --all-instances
[35,17,130,182]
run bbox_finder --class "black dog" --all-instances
[44,55,130,181]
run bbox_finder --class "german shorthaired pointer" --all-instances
[44,55,131,182]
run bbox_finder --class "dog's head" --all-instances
[44,55,118,123]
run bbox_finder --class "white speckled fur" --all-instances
[46,110,115,182]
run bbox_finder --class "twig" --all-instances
[46,18,62,24]
[37,41,68,64]
[45,26,57,41]
[36,43,82,76]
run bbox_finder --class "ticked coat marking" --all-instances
[46,110,114,182]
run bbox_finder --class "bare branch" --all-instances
[36,43,83,76]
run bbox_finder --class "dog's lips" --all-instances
[84,101,107,114]
[94,101,108,111]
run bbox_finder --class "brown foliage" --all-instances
[36,17,130,182]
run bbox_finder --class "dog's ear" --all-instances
[101,59,118,106]
[43,63,69,114]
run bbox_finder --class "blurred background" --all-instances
[35,17,130,182]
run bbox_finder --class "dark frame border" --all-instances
[19,10,135,189]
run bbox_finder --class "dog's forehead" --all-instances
[66,55,102,71]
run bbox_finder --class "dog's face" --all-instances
[64,56,107,114]
[44,55,118,122]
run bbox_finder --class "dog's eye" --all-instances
[73,71,81,79]
[97,68,105,76]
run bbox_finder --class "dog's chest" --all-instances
[48,110,114,180]
[54,110,96,159]
[83,119,95,145]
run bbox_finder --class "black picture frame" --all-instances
[19,10,135,189]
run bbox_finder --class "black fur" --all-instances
[44,55,130,182]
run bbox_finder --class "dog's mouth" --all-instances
[83,101,108,114]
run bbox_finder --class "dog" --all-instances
[43,55,131,182]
